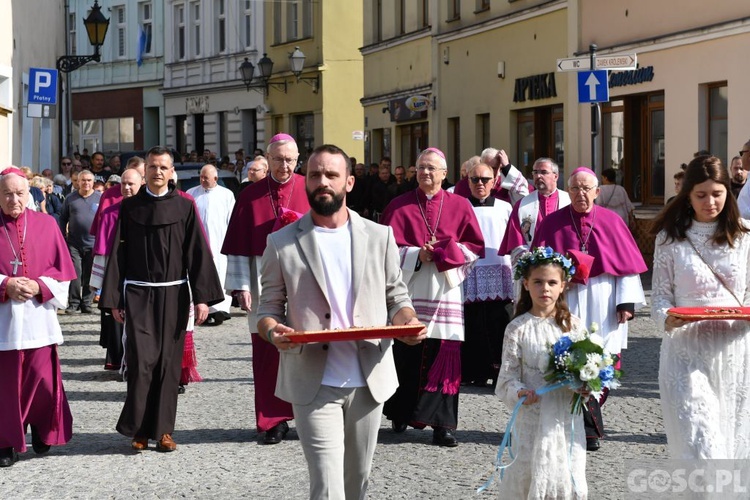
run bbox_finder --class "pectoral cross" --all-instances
[10,257,21,276]
[428,235,437,245]
[580,244,587,254]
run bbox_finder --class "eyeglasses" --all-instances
[417,165,445,173]
[740,150,750,156]
[569,185,596,194]
[532,170,554,176]
[271,156,298,165]
[61,162,71,165]
[470,176,493,184]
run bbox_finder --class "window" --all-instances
[294,113,315,158]
[475,0,490,12]
[273,0,282,44]
[707,83,728,167]
[68,12,77,55]
[218,112,228,159]
[476,113,490,153]
[302,0,313,38]
[114,6,126,58]
[215,0,226,54]
[448,117,460,180]
[175,4,185,60]
[191,1,201,57]
[419,0,429,28]
[397,0,406,35]
[374,0,382,42]
[287,1,300,41]
[139,2,153,56]
[75,118,134,154]
[448,0,461,21]
[242,0,253,49]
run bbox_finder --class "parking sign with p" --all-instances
[28,68,58,105]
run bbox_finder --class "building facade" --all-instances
[575,0,750,206]
[261,0,364,163]
[362,0,750,207]
[3,0,66,170]
[163,0,265,159]
[69,0,165,156]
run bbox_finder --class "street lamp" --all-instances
[288,46,320,93]
[57,1,110,73]
[239,54,287,95]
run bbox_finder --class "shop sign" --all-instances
[609,66,655,88]
[388,96,428,122]
[186,96,209,114]
[513,72,557,103]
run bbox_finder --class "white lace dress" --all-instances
[651,221,750,459]
[495,313,587,499]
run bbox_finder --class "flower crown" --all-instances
[514,246,576,281]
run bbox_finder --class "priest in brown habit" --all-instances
[100,146,224,452]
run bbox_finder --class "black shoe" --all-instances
[432,427,458,447]
[210,313,224,326]
[587,438,601,451]
[0,448,18,467]
[80,306,93,314]
[263,421,289,445]
[178,384,186,395]
[392,420,407,433]
[65,307,81,315]
[31,426,51,455]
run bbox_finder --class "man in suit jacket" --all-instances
[257,144,426,500]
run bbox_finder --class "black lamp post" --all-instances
[240,54,287,95]
[57,1,110,73]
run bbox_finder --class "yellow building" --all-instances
[263,0,364,161]
[574,0,750,206]
[363,0,750,208]
[362,0,569,179]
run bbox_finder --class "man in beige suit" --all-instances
[257,144,425,500]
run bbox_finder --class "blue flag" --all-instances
[136,26,147,67]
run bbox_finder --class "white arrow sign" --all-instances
[557,53,638,72]
[585,72,601,100]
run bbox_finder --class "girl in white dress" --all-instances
[495,249,588,499]
[651,155,750,459]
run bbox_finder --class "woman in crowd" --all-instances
[595,168,634,227]
[650,155,750,459]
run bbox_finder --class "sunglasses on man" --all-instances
[470,176,493,184]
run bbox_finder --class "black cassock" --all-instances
[100,186,224,439]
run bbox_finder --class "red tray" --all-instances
[285,324,425,344]
[667,307,750,320]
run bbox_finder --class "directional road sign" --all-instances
[577,70,609,103]
[556,53,637,72]
[28,68,58,105]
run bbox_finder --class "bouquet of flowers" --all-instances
[544,323,622,414]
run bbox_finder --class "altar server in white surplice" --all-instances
[186,164,235,324]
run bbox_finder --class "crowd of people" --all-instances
[1,136,749,500]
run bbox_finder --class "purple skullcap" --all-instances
[269,133,295,144]
[422,147,445,160]
[570,167,597,177]
[0,167,25,177]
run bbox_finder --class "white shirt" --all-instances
[314,222,366,388]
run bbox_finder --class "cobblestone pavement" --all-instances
[1,280,666,499]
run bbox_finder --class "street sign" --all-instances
[28,68,58,105]
[577,70,609,103]
[556,53,637,72]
